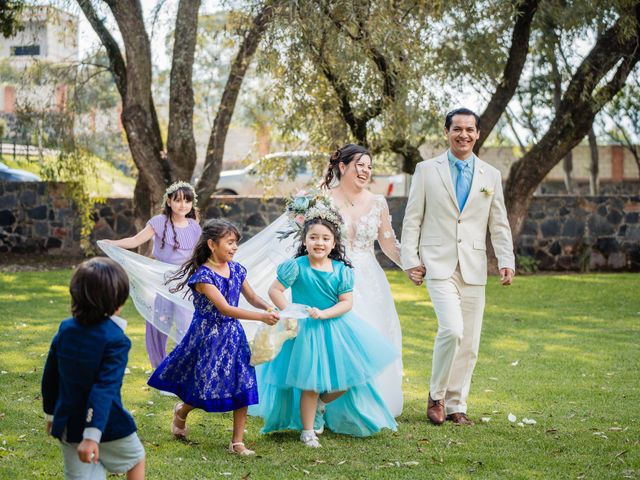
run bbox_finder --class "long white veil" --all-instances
[97,213,296,343]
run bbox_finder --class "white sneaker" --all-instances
[300,430,321,448]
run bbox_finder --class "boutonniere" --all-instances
[480,187,494,196]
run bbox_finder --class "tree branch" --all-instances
[196,2,277,210]
[76,0,127,97]
[475,0,539,152]
[167,0,200,181]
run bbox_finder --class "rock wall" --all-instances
[1,182,638,271]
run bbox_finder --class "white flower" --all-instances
[480,187,494,196]
[508,413,517,422]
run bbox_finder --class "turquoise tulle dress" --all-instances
[252,256,398,437]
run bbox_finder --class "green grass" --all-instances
[2,154,135,197]
[0,271,638,479]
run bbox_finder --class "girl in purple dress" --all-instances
[148,219,279,456]
[103,181,202,368]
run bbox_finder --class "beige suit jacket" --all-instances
[400,152,515,285]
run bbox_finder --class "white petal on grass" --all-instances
[522,418,537,425]
[124,368,131,374]
[481,417,491,423]
[511,360,519,366]
[517,422,524,427]
[508,413,517,422]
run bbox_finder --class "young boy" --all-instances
[42,257,145,480]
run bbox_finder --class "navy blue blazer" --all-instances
[41,316,137,443]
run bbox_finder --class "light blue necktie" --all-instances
[455,160,471,211]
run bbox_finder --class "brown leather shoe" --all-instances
[446,412,475,426]
[427,393,445,425]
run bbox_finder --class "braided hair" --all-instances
[167,219,240,293]
[321,144,371,189]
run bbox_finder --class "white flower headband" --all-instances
[162,181,197,207]
[277,189,344,241]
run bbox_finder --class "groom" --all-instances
[401,108,515,425]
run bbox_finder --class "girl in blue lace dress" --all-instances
[148,219,279,456]
[257,208,398,448]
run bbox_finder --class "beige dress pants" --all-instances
[426,265,485,415]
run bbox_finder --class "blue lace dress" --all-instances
[147,262,258,412]
[253,256,398,437]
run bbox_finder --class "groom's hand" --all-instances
[405,266,426,286]
[500,268,515,286]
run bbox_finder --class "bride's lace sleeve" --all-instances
[376,196,402,268]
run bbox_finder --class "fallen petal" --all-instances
[508,413,517,422]
[511,360,519,366]
[481,417,491,423]
[522,418,537,425]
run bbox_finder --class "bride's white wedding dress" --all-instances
[97,194,404,416]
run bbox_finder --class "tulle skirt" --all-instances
[252,311,398,437]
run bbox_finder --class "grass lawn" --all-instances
[0,270,638,479]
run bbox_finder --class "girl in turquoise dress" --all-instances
[257,207,398,448]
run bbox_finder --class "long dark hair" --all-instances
[294,217,353,268]
[70,258,129,326]
[321,144,371,189]
[161,186,198,250]
[167,219,241,293]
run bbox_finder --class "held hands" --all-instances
[261,309,279,325]
[306,307,325,319]
[404,265,426,286]
[77,439,99,464]
[500,268,515,286]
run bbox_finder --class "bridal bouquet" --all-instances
[250,303,309,366]
[277,189,343,240]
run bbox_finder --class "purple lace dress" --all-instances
[146,214,201,368]
[147,263,258,412]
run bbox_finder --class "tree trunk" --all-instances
[505,6,640,238]
[167,0,200,182]
[588,128,599,195]
[196,3,277,211]
[562,151,573,194]
[475,0,539,152]
[104,1,172,222]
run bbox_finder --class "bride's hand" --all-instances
[405,266,426,286]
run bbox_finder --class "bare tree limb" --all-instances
[475,0,539,152]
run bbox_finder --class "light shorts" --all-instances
[60,432,145,480]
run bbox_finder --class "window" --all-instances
[11,45,40,56]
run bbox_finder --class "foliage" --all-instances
[601,69,640,171]
[254,1,447,172]
[1,270,639,477]
[0,0,25,38]
[516,254,540,274]
[39,148,102,254]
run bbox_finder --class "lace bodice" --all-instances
[340,195,402,267]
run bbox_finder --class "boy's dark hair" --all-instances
[294,217,353,268]
[168,219,241,293]
[70,258,129,326]
[444,108,481,131]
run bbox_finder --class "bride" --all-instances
[98,144,415,417]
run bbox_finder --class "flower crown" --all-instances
[162,181,197,207]
[277,189,344,241]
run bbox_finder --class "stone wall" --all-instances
[0,181,79,253]
[1,181,638,271]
